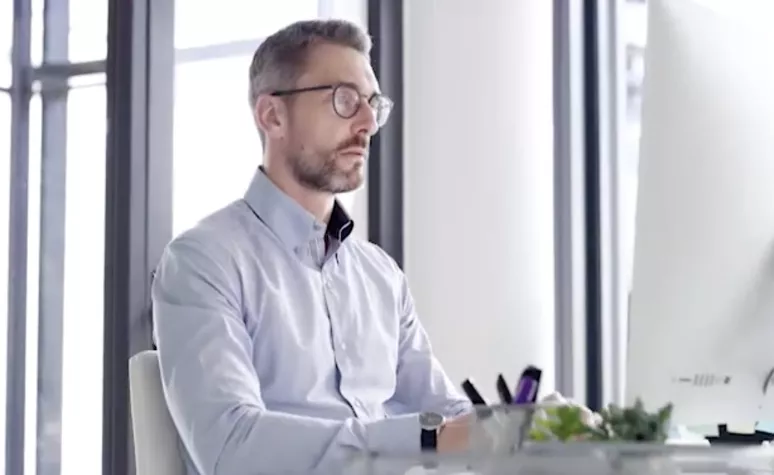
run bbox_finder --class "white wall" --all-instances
[403,0,556,401]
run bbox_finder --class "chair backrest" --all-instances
[129,350,186,475]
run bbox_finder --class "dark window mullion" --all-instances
[104,0,174,473]
[583,0,604,413]
[367,0,404,267]
[6,0,33,474]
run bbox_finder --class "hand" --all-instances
[437,393,600,454]
[437,414,473,453]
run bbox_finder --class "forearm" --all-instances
[201,407,421,475]
[158,330,424,474]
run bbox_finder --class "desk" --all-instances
[348,443,774,475]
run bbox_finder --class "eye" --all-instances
[334,87,359,111]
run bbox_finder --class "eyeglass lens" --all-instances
[333,85,392,127]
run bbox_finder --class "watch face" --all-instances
[419,412,444,429]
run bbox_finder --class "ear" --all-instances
[254,95,286,141]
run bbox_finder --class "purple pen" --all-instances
[512,366,542,404]
[511,366,543,450]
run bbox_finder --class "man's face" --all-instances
[281,43,381,194]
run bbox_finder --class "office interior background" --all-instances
[0,0,650,473]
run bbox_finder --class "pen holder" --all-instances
[468,403,542,455]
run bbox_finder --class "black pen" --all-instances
[461,379,487,405]
[496,374,512,404]
[461,378,495,421]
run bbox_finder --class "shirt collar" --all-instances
[243,167,354,250]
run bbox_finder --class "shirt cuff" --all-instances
[365,413,421,455]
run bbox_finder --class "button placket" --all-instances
[321,265,344,362]
[322,261,357,414]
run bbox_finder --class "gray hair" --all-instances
[248,19,372,112]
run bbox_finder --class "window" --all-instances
[24,94,41,475]
[0,0,10,88]
[60,80,106,475]
[173,55,261,235]
[3,0,107,469]
[30,0,43,66]
[69,0,108,62]
[11,82,105,475]
[618,0,648,297]
[175,0,318,49]
[609,0,649,403]
[0,91,9,475]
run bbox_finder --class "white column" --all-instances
[403,0,556,400]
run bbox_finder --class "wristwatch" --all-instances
[419,411,445,451]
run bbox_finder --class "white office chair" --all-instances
[129,350,186,475]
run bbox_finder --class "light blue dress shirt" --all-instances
[151,168,471,475]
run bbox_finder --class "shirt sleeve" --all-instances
[388,265,473,419]
[151,235,421,475]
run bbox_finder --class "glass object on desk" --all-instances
[351,442,774,475]
[348,404,590,475]
[347,403,774,475]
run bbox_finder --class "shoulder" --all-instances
[343,235,403,275]
[156,201,255,285]
[341,236,409,303]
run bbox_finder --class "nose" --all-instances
[351,100,379,137]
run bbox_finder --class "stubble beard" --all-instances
[289,148,365,194]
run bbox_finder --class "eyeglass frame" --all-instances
[269,82,394,128]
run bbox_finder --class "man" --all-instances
[152,19,474,475]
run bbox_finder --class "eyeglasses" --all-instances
[270,83,394,128]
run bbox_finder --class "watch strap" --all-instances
[420,427,438,451]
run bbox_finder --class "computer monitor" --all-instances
[626,0,774,429]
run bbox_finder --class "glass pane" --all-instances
[0,92,9,475]
[60,83,105,475]
[69,0,108,62]
[25,94,41,475]
[318,0,368,29]
[68,73,106,89]
[173,55,261,235]
[620,0,648,293]
[31,0,43,67]
[175,0,318,49]
[615,0,648,406]
[0,1,10,87]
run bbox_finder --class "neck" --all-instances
[262,161,335,224]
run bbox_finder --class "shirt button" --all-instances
[340,342,347,350]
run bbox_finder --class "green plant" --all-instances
[588,399,673,442]
[529,405,591,442]
[528,399,673,443]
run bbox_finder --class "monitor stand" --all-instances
[705,424,774,445]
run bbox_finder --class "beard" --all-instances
[288,137,367,194]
